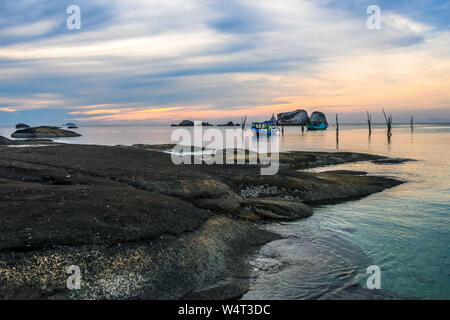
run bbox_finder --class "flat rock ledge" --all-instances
[0,135,55,146]
[0,144,403,299]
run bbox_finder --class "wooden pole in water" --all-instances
[241,116,247,130]
[336,114,339,147]
[336,114,339,137]
[367,111,372,136]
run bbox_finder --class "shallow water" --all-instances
[1,123,449,299]
[243,124,450,300]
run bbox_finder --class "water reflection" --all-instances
[244,124,450,300]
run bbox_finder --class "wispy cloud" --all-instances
[0,107,16,112]
[0,0,449,124]
[1,20,58,37]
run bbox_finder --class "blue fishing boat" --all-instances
[306,121,328,130]
[251,120,280,136]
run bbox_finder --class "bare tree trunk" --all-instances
[382,109,393,137]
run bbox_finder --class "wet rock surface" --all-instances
[0,135,55,146]
[371,158,416,164]
[0,144,403,299]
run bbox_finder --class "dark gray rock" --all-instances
[218,121,236,126]
[0,135,55,146]
[372,158,416,164]
[309,111,328,124]
[172,120,194,127]
[11,126,81,138]
[277,109,309,125]
[0,136,13,145]
[249,198,313,220]
[15,123,30,129]
[0,144,403,300]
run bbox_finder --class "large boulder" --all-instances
[309,111,328,124]
[11,126,81,138]
[277,109,309,125]
[15,123,30,129]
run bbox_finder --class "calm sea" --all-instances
[1,124,449,299]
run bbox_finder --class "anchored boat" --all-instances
[251,120,280,136]
[306,121,328,130]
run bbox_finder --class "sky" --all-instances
[0,0,449,125]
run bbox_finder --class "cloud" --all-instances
[0,0,448,124]
[0,107,16,112]
[0,94,66,111]
[1,20,58,37]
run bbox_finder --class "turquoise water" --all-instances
[1,123,449,299]
[243,124,450,300]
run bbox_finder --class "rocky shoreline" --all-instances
[0,142,403,299]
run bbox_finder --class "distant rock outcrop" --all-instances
[11,126,81,138]
[218,121,239,127]
[277,109,309,125]
[15,123,30,129]
[171,120,214,127]
[309,111,328,124]
[171,120,195,127]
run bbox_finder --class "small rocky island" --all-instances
[217,121,240,127]
[11,126,81,138]
[0,141,403,299]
